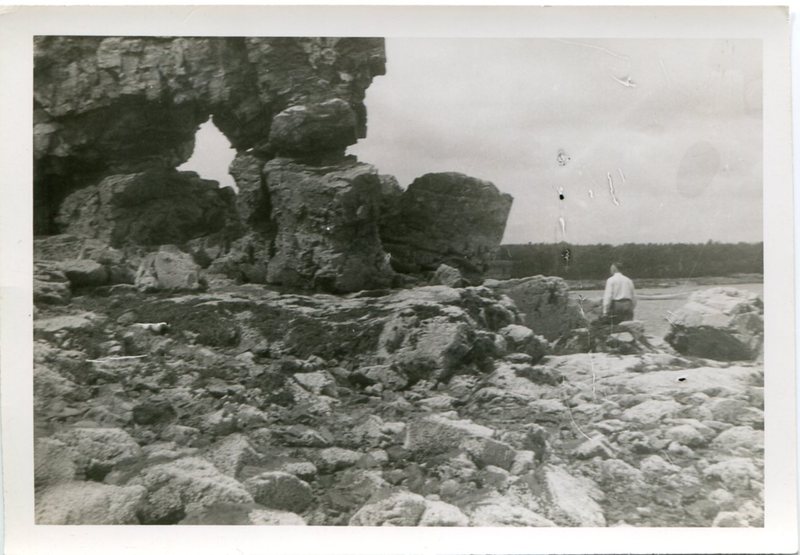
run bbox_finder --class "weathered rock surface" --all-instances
[36,37,519,295]
[263,157,394,292]
[57,259,109,287]
[32,279,764,527]
[36,481,146,524]
[53,427,142,479]
[229,153,270,230]
[244,471,314,513]
[180,502,307,525]
[486,275,582,341]
[34,265,72,305]
[430,264,467,288]
[404,414,494,456]
[34,437,78,490]
[468,501,554,526]
[205,433,258,477]
[35,36,386,233]
[498,324,548,362]
[348,492,467,527]
[543,465,606,527]
[665,287,763,361]
[56,170,237,247]
[268,99,358,156]
[135,245,205,292]
[34,234,134,291]
[381,172,513,281]
[349,492,427,526]
[130,457,253,523]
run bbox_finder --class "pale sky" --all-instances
[182,38,762,245]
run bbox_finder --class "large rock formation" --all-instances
[665,287,763,361]
[262,157,394,292]
[34,37,386,233]
[485,275,582,341]
[56,169,237,247]
[35,36,513,292]
[380,173,513,281]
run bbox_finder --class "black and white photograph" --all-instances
[1,4,796,555]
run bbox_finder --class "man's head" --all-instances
[610,262,623,275]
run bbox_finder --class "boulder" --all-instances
[459,436,517,471]
[665,287,763,361]
[280,461,318,482]
[33,311,102,339]
[702,458,761,491]
[404,414,494,457]
[36,481,146,524]
[179,502,307,525]
[315,447,362,473]
[34,437,77,490]
[418,500,470,526]
[248,508,308,525]
[469,502,555,526]
[639,455,681,481]
[56,170,237,247]
[130,457,253,524]
[352,365,409,391]
[712,511,748,527]
[622,399,682,425]
[498,324,548,362]
[293,371,338,397]
[380,172,513,280]
[135,245,205,292]
[543,465,606,527]
[323,469,388,515]
[244,471,314,513]
[665,424,708,448]
[132,396,178,425]
[572,436,616,460]
[205,433,258,478]
[268,99,358,156]
[430,264,467,288]
[486,275,582,341]
[53,427,142,479]
[33,366,82,418]
[263,157,394,292]
[711,426,764,455]
[57,259,109,287]
[348,492,428,526]
[376,306,475,384]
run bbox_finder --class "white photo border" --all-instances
[0,5,795,555]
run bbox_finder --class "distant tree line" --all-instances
[496,241,763,280]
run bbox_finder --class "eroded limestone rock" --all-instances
[381,172,513,281]
[34,36,386,233]
[486,275,582,341]
[263,157,394,293]
[36,481,146,525]
[665,287,763,361]
[56,170,237,248]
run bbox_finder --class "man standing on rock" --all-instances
[602,262,636,324]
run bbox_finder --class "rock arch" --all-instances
[34,36,385,233]
[34,36,512,293]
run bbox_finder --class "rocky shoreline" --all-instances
[32,35,764,527]
[34,273,764,526]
